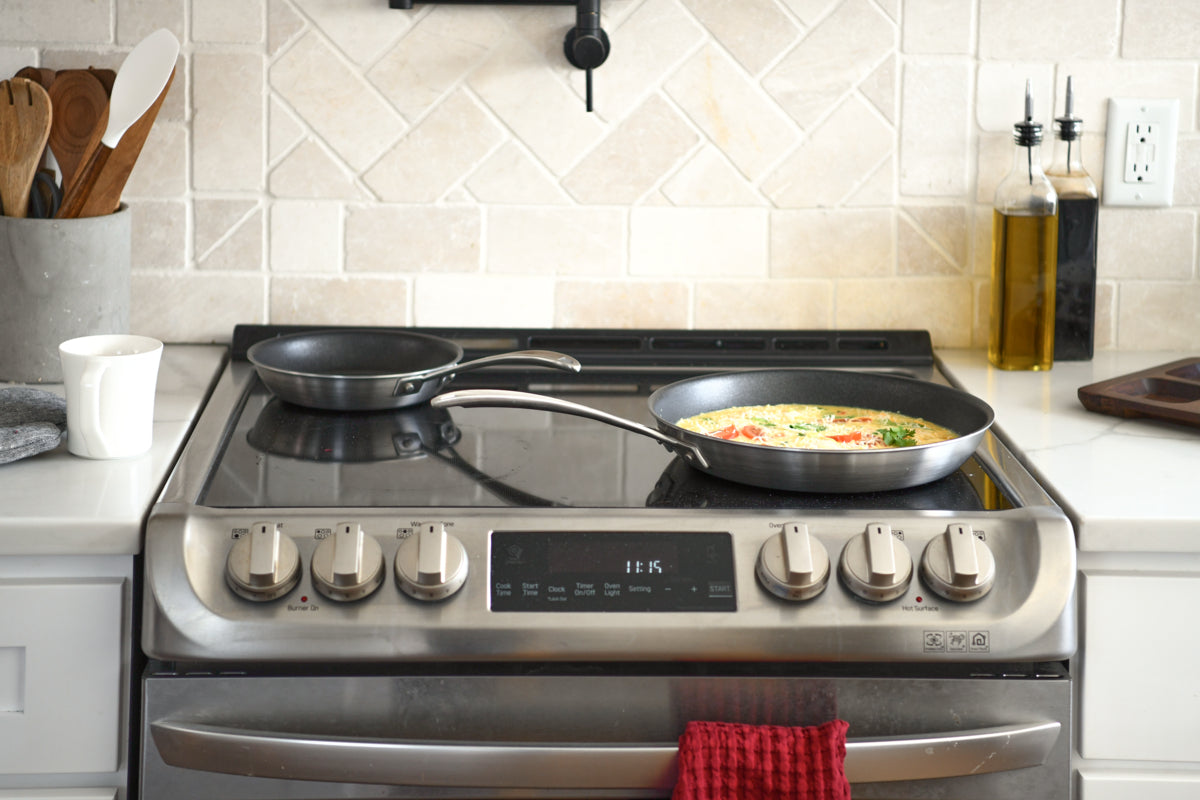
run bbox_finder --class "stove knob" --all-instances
[395,523,468,601]
[756,522,830,601]
[920,523,996,602]
[311,522,385,602]
[226,521,301,602]
[839,522,912,602]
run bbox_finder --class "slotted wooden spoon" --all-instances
[0,78,53,218]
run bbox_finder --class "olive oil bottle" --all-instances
[989,81,1058,371]
[1046,76,1099,360]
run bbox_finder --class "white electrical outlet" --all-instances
[1103,97,1179,207]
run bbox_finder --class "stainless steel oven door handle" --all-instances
[151,719,1060,788]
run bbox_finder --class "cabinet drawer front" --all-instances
[1080,768,1200,799]
[0,579,123,774]
[1080,572,1200,762]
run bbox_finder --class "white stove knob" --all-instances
[311,522,385,602]
[839,522,912,602]
[395,522,468,601]
[226,521,301,602]
[920,523,996,602]
[756,522,830,601]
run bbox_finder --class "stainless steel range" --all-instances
[139,326,1076,800]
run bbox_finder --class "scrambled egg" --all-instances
[675,404,957,451]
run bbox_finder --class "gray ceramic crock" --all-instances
[0,205,131,383]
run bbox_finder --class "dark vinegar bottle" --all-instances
[1046,76,1099,360]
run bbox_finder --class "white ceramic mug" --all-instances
[59,334,163,459]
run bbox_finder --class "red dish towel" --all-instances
[672,720,851,800]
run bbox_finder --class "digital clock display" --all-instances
[546,537,679,576]
[490,530,735,613]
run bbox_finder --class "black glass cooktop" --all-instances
[199,373,1005,513]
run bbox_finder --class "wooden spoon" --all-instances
[0,78,53,218]
[48,70,109,191]
[57,28,179,219]
[87,67,116,97]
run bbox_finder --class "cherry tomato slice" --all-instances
[827,431,864,443]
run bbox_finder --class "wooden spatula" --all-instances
[0,78,53,218]
[48,70,109,191]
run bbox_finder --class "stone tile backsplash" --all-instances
[3,0,1198,348]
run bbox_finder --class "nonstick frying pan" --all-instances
[246,329,581,411]
[431,368,995,493]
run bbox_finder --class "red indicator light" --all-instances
[915,596,923,603]
[300,596,308,603]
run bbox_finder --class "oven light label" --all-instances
[925,630,989,653]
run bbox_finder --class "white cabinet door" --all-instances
[1080,572,1200,762]
[0,578,123,774]
[1080,768,1200,799]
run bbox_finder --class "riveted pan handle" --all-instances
[402,351,582,394]
[431,389,710,469]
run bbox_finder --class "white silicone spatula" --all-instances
[56,28,179,218]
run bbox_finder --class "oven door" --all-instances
[141,663,1070,800]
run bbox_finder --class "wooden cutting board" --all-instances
[1078,357,1200,429]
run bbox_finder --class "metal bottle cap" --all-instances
[1053,75,1083,141]
[1013,79,1042,146]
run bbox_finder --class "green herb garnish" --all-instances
[876,425,917,447]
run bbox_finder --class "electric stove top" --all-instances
[142,327,1076,665]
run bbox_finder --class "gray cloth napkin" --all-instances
[0,387,67,464]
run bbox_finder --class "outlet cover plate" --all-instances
[1103,97,1179,207]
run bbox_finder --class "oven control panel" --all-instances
[221,517,995,609]
[148,507,1076,662]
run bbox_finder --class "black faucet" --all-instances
[563,0,609,112]
[389,0,609,112]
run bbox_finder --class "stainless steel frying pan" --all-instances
[247,329,581,411]
[431,368,995,493]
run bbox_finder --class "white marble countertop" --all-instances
[0,344,227,556]
[937,350,1200,553]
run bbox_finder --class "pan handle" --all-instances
[431,389,710,469]
[411,351,582,386]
